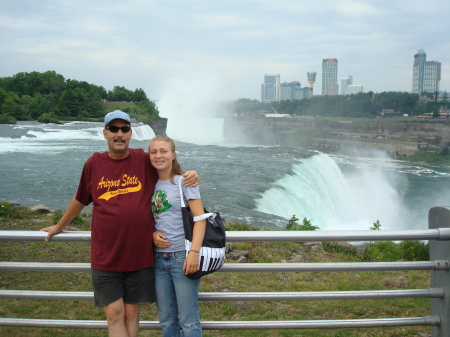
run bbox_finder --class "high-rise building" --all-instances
[261,74,280,103]
[322,58,338,95]
[341,76,353,95]
[423,61,441,93]
[280,82,313,100]
[280,82,301,101]
[412,49,441,94]
[347,85,363,94]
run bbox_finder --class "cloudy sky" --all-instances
[1,0,449,102]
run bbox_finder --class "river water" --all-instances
[1,120,450,231]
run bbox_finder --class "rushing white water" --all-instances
[0,122,155,154]
[131,124,155,141]
[255,153,407,230]
[2,121,450,231]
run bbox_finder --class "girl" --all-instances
[149,135,206,337]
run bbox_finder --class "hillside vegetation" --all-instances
[0,71,160,125]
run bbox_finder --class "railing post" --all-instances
[429,207,450,337]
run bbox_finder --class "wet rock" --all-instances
[227,250,249,263]
[303,242,325,254]
[289,254,305,263]
[29,204,51,214]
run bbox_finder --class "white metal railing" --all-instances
[1,206,449,335]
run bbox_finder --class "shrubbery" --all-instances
[361,240,429,261]
[286,215,319,231]
[52,212,86,227]
[0,202,29,219]
[0,113,16,124]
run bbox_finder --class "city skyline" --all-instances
[0,1,449,105]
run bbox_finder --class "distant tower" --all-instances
[307,72,316,88]
[412,49,441,93]
[322,59,338,95]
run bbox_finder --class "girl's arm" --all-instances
[184,198,206,275]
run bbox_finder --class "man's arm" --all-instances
[40,197,86,241]
[182,170,199,187]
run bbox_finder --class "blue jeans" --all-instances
[155,251,202,337]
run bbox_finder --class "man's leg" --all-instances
[124,303,140,337]
[92,268,151,337]
[104,298,139,337]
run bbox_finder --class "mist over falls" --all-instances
[156,78,226,145]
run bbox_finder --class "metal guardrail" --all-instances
[0,288,444,301]
[2,228,450,242]
[0,260,448,272]
[0,316,441,330]
[1,206,450,335]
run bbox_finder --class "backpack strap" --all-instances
[178,176,186,208]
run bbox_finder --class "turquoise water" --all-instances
[1,121,450,230]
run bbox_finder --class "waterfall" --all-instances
[255,152,407,230]
[131,124,155,141]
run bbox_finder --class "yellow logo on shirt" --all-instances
[97,175,142,201]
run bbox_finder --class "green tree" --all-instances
[370,220,381,230]
[37,112,61,124]
[128,99,160,124]
[286,215,319,231]
[2,92,29,120]
[108,86,133,101]
[132,88,148,102]
[286,215,300,230]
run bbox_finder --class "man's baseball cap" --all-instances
[104,110,131,127]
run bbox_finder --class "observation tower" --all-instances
[307,72,316,95]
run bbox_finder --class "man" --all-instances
[41,110,198,337]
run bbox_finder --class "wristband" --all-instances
[190,249,200,254]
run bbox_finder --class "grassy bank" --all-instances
[0,203,432,336]
[401,150,450,166]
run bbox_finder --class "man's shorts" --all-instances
[91,267,156,307]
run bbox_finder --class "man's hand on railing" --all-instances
[40,225,63,242]
[40,197,86,242]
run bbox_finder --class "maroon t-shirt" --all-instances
[76,148,157,271]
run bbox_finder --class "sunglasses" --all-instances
[106,125,131,133]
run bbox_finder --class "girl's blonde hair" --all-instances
[149,135,184,181]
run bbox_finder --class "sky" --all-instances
[1,0,449,103]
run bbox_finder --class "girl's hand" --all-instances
[183,251,200,275]
[153,232,171,249]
